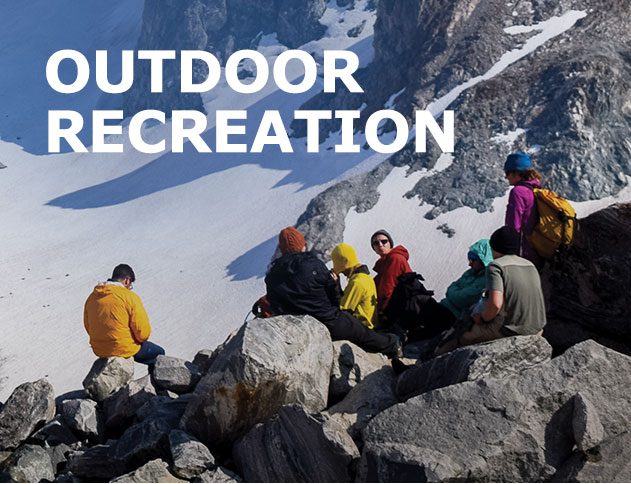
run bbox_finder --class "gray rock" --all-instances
[29,416,79,447]
[66,445,122,480]
[152,355,199,393]
[194,466,242,483]
[3,444,55,483]
[326,367,398,441]
[169,430,215,480]
[359,340,631,482]
[0,379,56,451]
[573,392,604,452]
[544,205,631,356]
[552,431,631,482]
[59,399,103,442]
[330,341,388,401]
[137,394,193,428]
[111,458,186,483]
[114,418,172,472]
[234,405,359,482]
[192,349,216,375]
[181,315,333,448]
[47,443,72,475]
[396,335,552,401]
[82,357,134,402]
[103,374,156,430]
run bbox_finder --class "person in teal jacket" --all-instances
[439,239,493,319]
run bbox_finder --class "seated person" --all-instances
[439,238,493,320]
[435,227,546,355]
[370,229,412,326]
[330,243,378,329]
[265,227,400,358]
[84,264,165,367]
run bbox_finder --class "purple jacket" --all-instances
[505,179,542,267]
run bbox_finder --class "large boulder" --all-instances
[30,416,79,447]
[544,204,631,355]
[329,341,388,402]
[111,459,186,483]
[0,379,56,451]
[326,367,398,441]
[169,430,216,480]
[396,335,552,401]
[103,374,156,431]
[59,399,103,442]
[2,444,55,483]
[359,340,631,482]
[233,405,359,482]
[572,392,605,452]
[152,355,199,393]
[114,417,172,472]
[194,466,242,483]
[82,357,135,402]
[137,394,192,428]
[181,315,333,448]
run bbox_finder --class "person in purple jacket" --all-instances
[503,152,543,269]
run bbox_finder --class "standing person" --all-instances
[503,152,543,268]
[435,226,547,355]
[84,264,165,367]
[330,243,378,329]
[371,229,412,326]
[265,227,401,357]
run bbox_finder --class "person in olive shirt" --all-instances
[435,226,546,355]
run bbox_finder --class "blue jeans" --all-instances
[134,341,165,366]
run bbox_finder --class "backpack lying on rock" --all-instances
[520,184,577,258]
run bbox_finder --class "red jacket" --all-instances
[373,245,412,316]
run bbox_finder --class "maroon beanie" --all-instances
[278,227,306,255]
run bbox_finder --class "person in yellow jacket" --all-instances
[331,243,378,329]
[84,264,164,366]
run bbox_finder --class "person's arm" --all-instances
[129,294,151,344]
[473,263,504,324]
[324,268,342,307]
[505,187,527,232]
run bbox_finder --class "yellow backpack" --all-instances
[522,185,577,258]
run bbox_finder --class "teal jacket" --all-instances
[440,239,493,319]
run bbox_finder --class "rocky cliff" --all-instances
[296,0,631,254]
[123,0,328,115]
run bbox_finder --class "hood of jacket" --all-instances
[468,239,494,267]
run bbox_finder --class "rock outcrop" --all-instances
[359,340,631,482]
[124,0,327,116]
[330,340,388,402]
[181,315,333,450]
[543,204,631,356]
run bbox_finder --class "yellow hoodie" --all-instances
[83,283,151,358]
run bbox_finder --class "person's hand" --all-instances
[330,271,338,281]
[472,313,483,325]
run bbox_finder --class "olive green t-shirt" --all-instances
[486,255,546,335]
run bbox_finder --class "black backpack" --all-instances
[384,272,455,341]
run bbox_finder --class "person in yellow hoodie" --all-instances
[84,264,164,367]
[331,243,378,329]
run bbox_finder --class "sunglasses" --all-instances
[372,239,390,247]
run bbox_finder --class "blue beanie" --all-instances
[504,152,532,171]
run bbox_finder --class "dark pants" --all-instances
[324,311,399,357]
[134,341,165,366]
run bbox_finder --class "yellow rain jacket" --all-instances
[83,282,151,358]
[340,267,378,329]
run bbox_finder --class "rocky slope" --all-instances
[123,0,329,115]
[296,0,631,253]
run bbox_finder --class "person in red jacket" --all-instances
[370,229,412,327]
